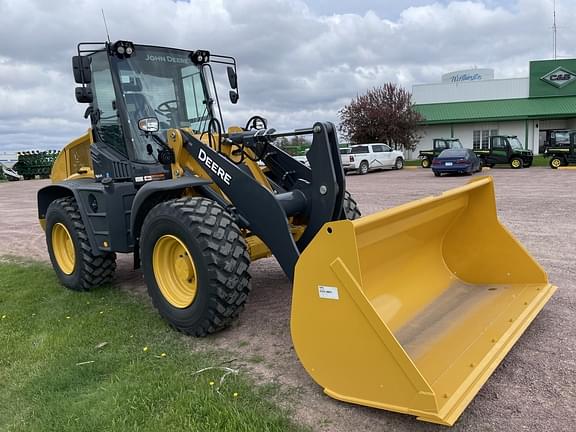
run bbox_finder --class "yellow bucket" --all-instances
[291,176,556,426]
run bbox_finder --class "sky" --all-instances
[0,0,573,152]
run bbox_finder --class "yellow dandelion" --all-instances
[233,392,238,397]
[143,346,149,352]
[1,315,6,319]
[209,381,215,386]
[66,316,71,319]
[99,311,104,314]
[160,353,166,357]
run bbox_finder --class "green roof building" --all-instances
[412,59,576,156]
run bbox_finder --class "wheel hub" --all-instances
[153,235,198,308]
[52,223,75,275]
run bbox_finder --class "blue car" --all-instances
[432,148,482,177]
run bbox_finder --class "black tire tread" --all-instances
[342,191,361,220]
[141,197,251,337]
[48,197,116,291]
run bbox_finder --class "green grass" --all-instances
[0,261,307,432]
[530,155,548,167]
[404,159,421,166]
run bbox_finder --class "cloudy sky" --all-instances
[0,0,573,151]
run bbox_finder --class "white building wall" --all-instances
[413,78,529,104]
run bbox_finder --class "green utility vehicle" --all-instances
[474,135,533,168]
[544,130,576,168]
[419,138,463,168]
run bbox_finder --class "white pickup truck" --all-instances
[341,144,404,174]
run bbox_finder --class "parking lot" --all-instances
[1,167,575,431]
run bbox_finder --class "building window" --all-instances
[473,129,499,149]
[473,130,481,149]
[482,130,489,149]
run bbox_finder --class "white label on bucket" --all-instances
[318,285,339,300]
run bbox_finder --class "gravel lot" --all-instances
[1,167,575,431]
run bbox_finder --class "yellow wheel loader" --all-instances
[38,40,556,426]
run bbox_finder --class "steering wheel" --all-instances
[245,115,268,131]
[155,100,178,116]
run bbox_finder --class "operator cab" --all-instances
[73,41,239,183]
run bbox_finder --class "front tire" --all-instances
[342,191,361,220]
[510,157,523,169]
[549,157,563,169]
[46,197,116,291]
[140,197,251,337]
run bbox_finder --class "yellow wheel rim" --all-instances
[152,235,198,308]
[422,159,430,168]
[52,223,76,275]
[511,159,521,168]
[552,159,561,168]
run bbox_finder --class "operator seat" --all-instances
[124,92,156,128]
[121,77,156,129]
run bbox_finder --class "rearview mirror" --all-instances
[138,117,159,133]
[75,87,93,103]
[227,66,237,89]
[72,56,92,84]
[229,90,239,104]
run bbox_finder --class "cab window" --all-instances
[492,137,506,149]
[90,52,127,156]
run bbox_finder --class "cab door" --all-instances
[490,136,508,163]
[370,144,388,169]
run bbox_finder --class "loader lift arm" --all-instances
[180,121,345,281]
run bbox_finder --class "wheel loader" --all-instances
[38,41,556,426]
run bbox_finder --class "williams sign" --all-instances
[540,67,576,88]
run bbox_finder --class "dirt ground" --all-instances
[1,167,575,432]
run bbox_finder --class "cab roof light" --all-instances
[190,50,210,65]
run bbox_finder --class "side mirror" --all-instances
[72,56,92,84]
[227,66,238,89]
[138,117,159,133]
[229,90,239,104]
[75,87,93,103]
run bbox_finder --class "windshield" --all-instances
[439,149,469,158]
[114,46,211,162]
[508,137,523,150]
[449,139,463,149]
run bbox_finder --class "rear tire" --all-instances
[342,191,361,220]
[46,197,116,291]
[358,161,369,175]
[140,197,251,337]
[510,157,523,169]
[394,157,404,170]
[549,157,563,169]
[421,158,431,168]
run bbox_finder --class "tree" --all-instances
[338,83,423,151]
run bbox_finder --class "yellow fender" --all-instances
[291,176,555,425]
